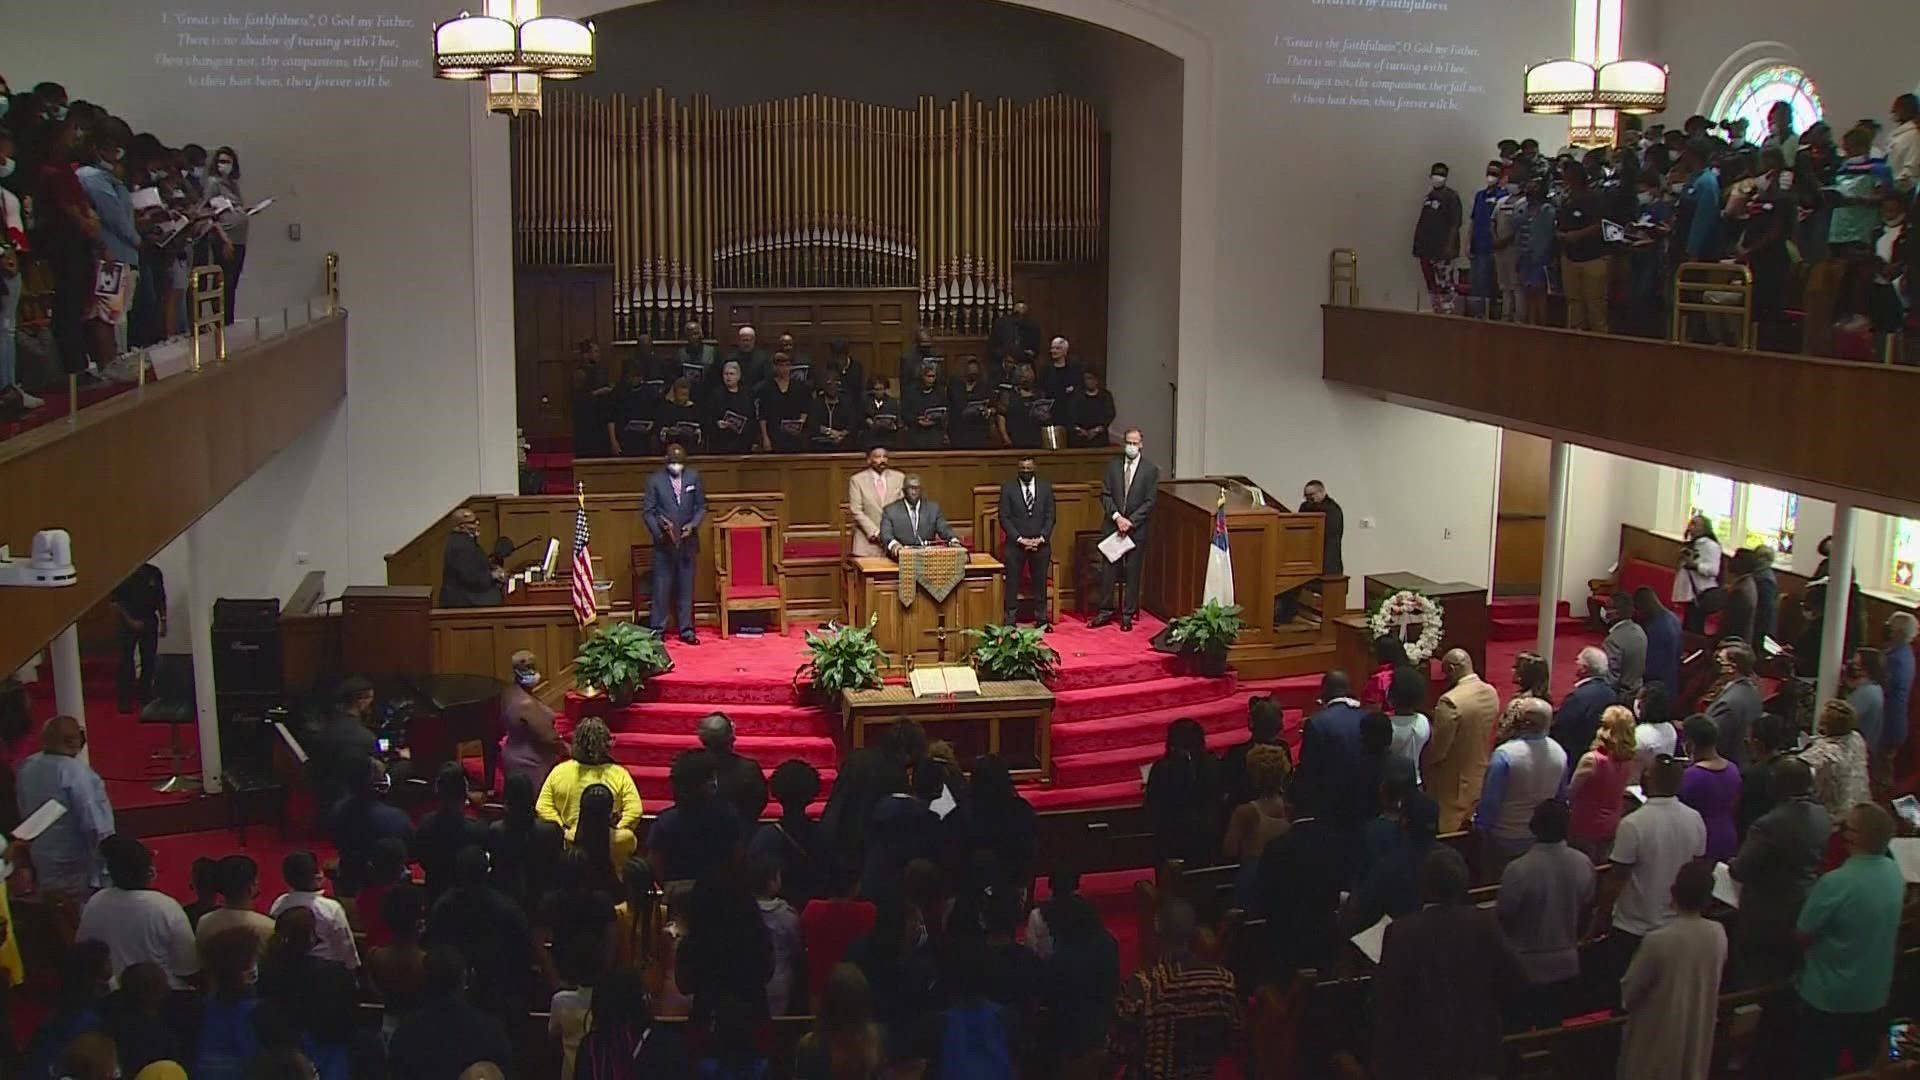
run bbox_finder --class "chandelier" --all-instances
[1523,0,1664,147]
[433,0,594,116]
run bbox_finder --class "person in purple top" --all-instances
[1633,588,1682,708]
[1677,715,1744,861]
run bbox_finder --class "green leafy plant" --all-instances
[1167,600,1245,675]
[965,623,1061,682]
[795,617,886,700]
[573,621,673,704]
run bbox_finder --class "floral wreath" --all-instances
[1369,589,1445,664]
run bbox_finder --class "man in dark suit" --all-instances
[439,508,504,607]
[1705,641,1762,767]
[987,298,1042,366]
[1728,757,1829,987]
[1090,428,1157,631]
[880,474,962,556]
[722,325,772,393]
[643,442,707,644]
[998,456,1055,628]
[1551,646,1617,765]
[1299,479,1345,575]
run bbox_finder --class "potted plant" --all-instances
[573,621,673,706]
[794,617,885,706]
[1167,600,1245,677]
[966,623,1061,683]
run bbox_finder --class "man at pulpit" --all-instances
[880,475,962,557]
[440,508,504,608]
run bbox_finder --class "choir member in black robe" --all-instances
[998,364,1050,450]
[1067,367,1116,448]
[947,355,998,450]
[654,377,706,453]
[775,332,813,386]
[988,299,1042,365]
[608,364,659,458]
[705,359,758,454]
[723,325,773,393]
[1037,337,1083,403]
[677,318,718,392]
[571,362,614,458]
[860,376,903,451]
[821,338,864,402]
[757,353,812,453]
[807,372,858,452]
[902,361,949,451]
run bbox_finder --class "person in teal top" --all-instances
[1795,801,1906,1077]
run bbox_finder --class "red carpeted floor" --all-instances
[13,655,204,814]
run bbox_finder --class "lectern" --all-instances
[848,552,1004,672]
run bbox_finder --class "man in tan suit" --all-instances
[847,445,906,558]
[1423,647,1500,832]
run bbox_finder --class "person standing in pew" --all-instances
[705,360,757,455]
[1089,428,1158,632]
[775,332,812,386]
[677,318,717,391]
[821,338,863,403]
[607,354,666,458]
[643,442,706,646]
[902,360,949,451]
[897,326,942,393]
[806,370,857,452]
[988,298,1042,366]
[1066,368,1115,448]
[1038,336,1083,404]
[756,353,810,454]
[724,324,772,393]
[997,363,1049,450]
[860,375,902,452]
[439,508,504,607]
[1495,799,1595,1031]
[998,455,1055,629]
[947,355,998,449]
[653,377,706,455]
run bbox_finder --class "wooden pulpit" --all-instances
[849,552,1004,672]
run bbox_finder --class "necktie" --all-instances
[671,476,683,503]
[1024,482,1034,511]
[1124,461,1136,497]
[876,473,886,503]
[909,503,920,539]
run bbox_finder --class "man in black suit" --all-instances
[439,508,504,607]
[998,456,1055,629]
[988,298,1042,366]
[1090,427,1157,631]
[643,443,708,644]
[880,474,963,556]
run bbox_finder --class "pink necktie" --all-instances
[671,477,683,502]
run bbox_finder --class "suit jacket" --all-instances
[1707,678,1763,768]
[642,468,707,551]
[1719,575,1758,646]
[998,476,1056,544]
[1729,794,1830,939]
[439,532,503,607]
[1424,673,1500,832]
[847,467,907,558]
[1299,496,1345,575]
[1605,618,1648,693]
[1551,677,1618,765]
[1372,903,1525,1080]
[879,498,958,554]
[1101,455,1160,537]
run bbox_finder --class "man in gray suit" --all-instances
[1602,591,1648,695]
[880,475,962,557]
[1705,641,1763,767]
[1090,427,1159,631]
[1728,758,1829,987]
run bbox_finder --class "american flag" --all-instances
[571,484,597,627]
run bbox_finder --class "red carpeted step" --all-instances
[1488,614,1588,642]
[1233,673,1327,712]
[1051,727,1247,789]
[609,731,838,769]
[1489,597,1573,620]
[1053,674,1237,724]
[1046,650,1184,691]
[1025,779,1145,811]
[540,471,576,495]
[1051,694,1264,758]
[564,700,835,739]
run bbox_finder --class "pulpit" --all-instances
[849,551,1004,672]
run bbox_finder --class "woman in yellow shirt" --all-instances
[536,717,642,839]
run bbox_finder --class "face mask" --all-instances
[1485,175,1500,187]
[193,166,207,180]
[666,461,684,475]
[515,669,539,688]
[1123,444,1141,461]
[51,105,67,121]
[1019,470,1035,482]
[1503,183,1520,196]
[0,97,9,119]
[1637,191,1654,205]
[1669,182,1686,194]
[1429,174,1446,188]
[0,159,12,181]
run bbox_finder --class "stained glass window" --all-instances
[1744,485,1798,556]
[1894,518,1920,590]
[1688,473,1736,543]
[1714,65,1823,142]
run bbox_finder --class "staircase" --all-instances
[1488,596,1589,643]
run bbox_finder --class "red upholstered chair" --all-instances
[715,505,787,638]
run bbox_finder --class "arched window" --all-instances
[1713,64,1823,138]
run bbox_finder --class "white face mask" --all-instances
[1485,175,1500,187]
[666,461,684,475]
[1430,174,1447,188]
[514,669,540,688]
[215,161,233,176]
[1123,444,1141,461]
[1637,191,1654,205]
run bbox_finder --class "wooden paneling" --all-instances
[1494,517,1548,596]
[1498,430,1550,517]
[341,586,432,676]
[1012,263,1107,376]
[1323,306,1920,517]
[428,604,605,680]
[970,482,1108,612]
[0,315,348,678]
[849,554,1004,670]
[714,288,917,389]
[515,267,615,438]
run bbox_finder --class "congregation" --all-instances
[1412,90,1918,360]
[0,76,252,418]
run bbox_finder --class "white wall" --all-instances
[3,0,518,628]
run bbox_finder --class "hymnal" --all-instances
[780,418,806,433]
[871,414,900,431]
[909,665,980,698]
[1711,862,1741,908]
[918,406,949,424]
[720,410,751,432]
[1351,915,1391,964]
[12,799,67,842]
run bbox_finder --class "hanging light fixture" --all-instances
[1522,0,1664,146]
[432,0,594,115]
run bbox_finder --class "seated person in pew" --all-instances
[947,354,999,450]
[902,360,950,451]
[606,354,666,458]
[806,370,858,452]
[653,377,705,454]
[1066,367,1116,448]
[704,360,757,455]
[998,363,1051,450]
[757,352,811,453]
[861,375,903,452]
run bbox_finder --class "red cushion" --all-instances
[728,584,780,600]
[1616,558,1670,601]
[729,528,769,590]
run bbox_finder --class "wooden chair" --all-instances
[713,505,787,638]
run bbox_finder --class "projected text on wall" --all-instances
[1262,0,1489,113]
[154,10,425,90]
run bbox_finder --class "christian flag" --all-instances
[1202,487,1235,606]
[571,484,598,628]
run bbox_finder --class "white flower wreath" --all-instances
[1368,589,1445,664]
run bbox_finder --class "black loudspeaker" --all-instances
[212,597,283,695]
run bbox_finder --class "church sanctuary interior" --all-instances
[4,0,1920,1073]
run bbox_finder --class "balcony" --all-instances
[1321,304,1920,518]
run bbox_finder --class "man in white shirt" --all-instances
[1889,94,1919,196]
[1600,756,1705,996]
[74,834,198,988]
[194,853,276,954]
[268,848,361,969]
